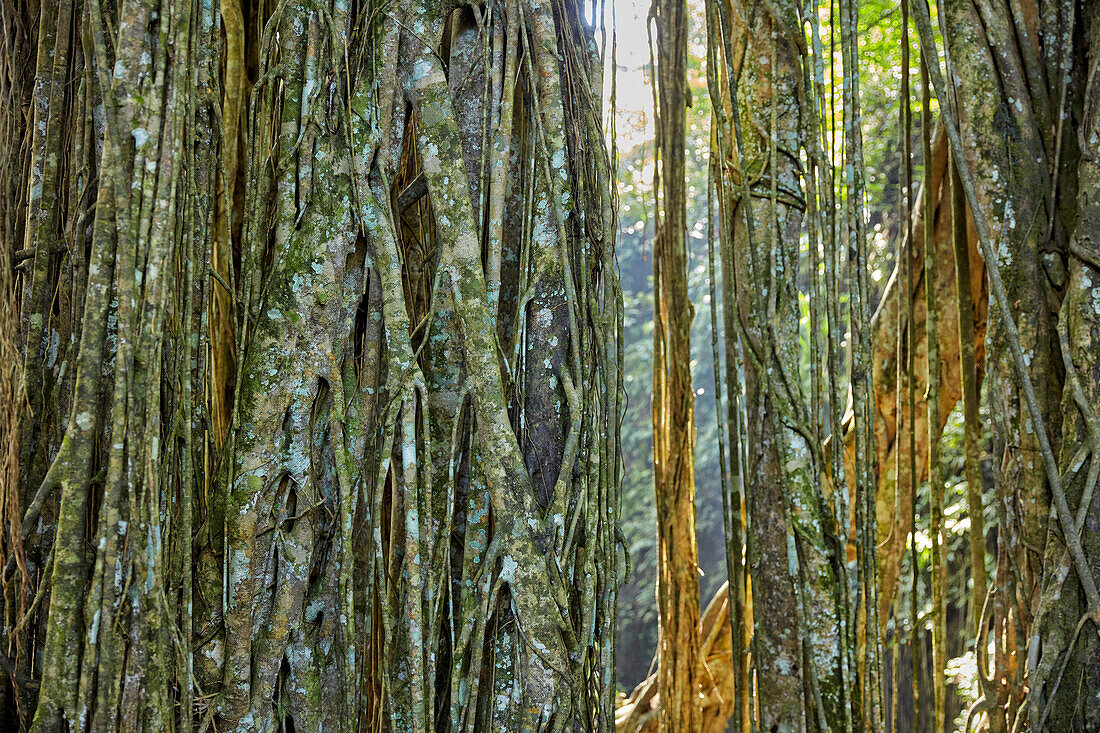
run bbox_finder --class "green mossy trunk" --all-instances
[917,1,1100,730]
[940,4,1062,722]
[708,1,850,730]
[1032,5,1100,729]
[1,1,622,731]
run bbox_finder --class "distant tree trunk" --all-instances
[864,124,990,642]
[710,1,849,730]
[650,0,702,729]
[0,1,623,731]
[617,97,993,733]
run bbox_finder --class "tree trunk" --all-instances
[0,1,623,731]
[1031,5,1100,728]
[912,1,1100,730]
[711,1,849,729]
[651,0,702,730]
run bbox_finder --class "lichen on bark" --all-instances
[1,1,622,731]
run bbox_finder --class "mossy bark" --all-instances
[709,1,847,730]
[1032,6,1100,728]
[2,1,622,731]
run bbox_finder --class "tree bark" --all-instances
[712,1,848,729]
[651,0,702,730]
[1,1,623,731]
[934,1,1073,728]
[1032,6,1100,728]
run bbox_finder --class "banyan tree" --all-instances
[9,0,1100,730]
[0,0,623,730]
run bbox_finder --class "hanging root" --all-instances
[0,228,28,697]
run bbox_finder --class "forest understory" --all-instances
[2,0,1100,731]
